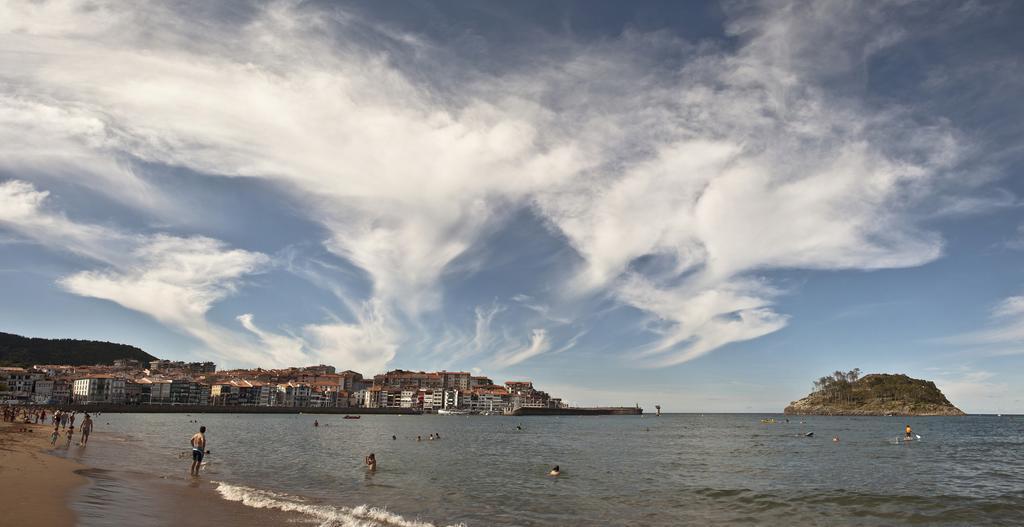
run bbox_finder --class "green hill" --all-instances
[785,370,965,416]
[0,331,157,367]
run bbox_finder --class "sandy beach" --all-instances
[0,418,307,527]
[0,421,87,527]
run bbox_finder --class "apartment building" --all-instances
[137,378,173,403]
[73,375,126,404]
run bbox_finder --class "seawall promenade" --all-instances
[60,404,419,415]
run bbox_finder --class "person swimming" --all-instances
[365,453,377,471]
[833,435,840,442]
[549,465,560,476]
[314,419,319,427]
[392,435,397,440]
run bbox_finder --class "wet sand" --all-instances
[1,420,307,527]
[70,467,313,527]
[0,421,87,526]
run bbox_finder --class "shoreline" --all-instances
[57,403,419,415]
[0,420,306,527]
[0,421,88,526]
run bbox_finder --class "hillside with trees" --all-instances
[784,370,965,416]
[0,331,157,367]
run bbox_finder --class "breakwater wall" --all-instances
[510,406,643,416]
[59,404,419,415]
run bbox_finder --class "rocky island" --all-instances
[784,369,966,416]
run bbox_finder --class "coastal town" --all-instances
[0,359,567,414]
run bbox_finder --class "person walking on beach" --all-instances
[190,426,207,477]
[69,412,76,429]
[65,425,74,448]
[50,426,59,446]
[80,414,93,446]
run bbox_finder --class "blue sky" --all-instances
[2,0,1023,412]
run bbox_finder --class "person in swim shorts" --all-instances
[190,426,207,476]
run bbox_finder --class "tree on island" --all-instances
[811,368,862,404]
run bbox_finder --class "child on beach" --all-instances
[65,426,74,448]
[50,427,59,446]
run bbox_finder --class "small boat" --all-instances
[343,415,361,419]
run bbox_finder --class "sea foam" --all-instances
[214,481,466,527]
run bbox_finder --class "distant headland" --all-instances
[784,369,965,416]
[0,331,156,367]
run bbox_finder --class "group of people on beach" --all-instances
[1,405,49,424]
[48,410,93,448]
[1,405,95,448]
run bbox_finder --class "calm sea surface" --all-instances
[52,413,1024,526]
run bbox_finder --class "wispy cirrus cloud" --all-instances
[1,179,274,363]
[494,329,551,368]
[940,295,1024,356]
[0,0,989,371]
[1,178,399,369]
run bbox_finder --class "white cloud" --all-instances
[494,329,551,367]
[0,0,971,369]
[59,235,267,326]
[529,3,954,365]
[1003,225,1024,251]
[0,95,164,213]
[0,179,133,263]
[941,295,1024,355]
[301,300,399,376]
[927,368,1010,413]
[56,235,274,363]
[471,302,505,355]
[2,0,586,325]
[617,274,789,366]
[2,179,409,370]
[236,313,306,366]
[0,180,277,364]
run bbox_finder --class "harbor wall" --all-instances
[57,404,419,415]
[510,407,643,416]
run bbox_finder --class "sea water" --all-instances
[54,413,1024,526]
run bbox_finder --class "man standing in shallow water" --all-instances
[80,414,93,446]
[190,426,207,476]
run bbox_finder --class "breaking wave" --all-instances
[214,482,466,527]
